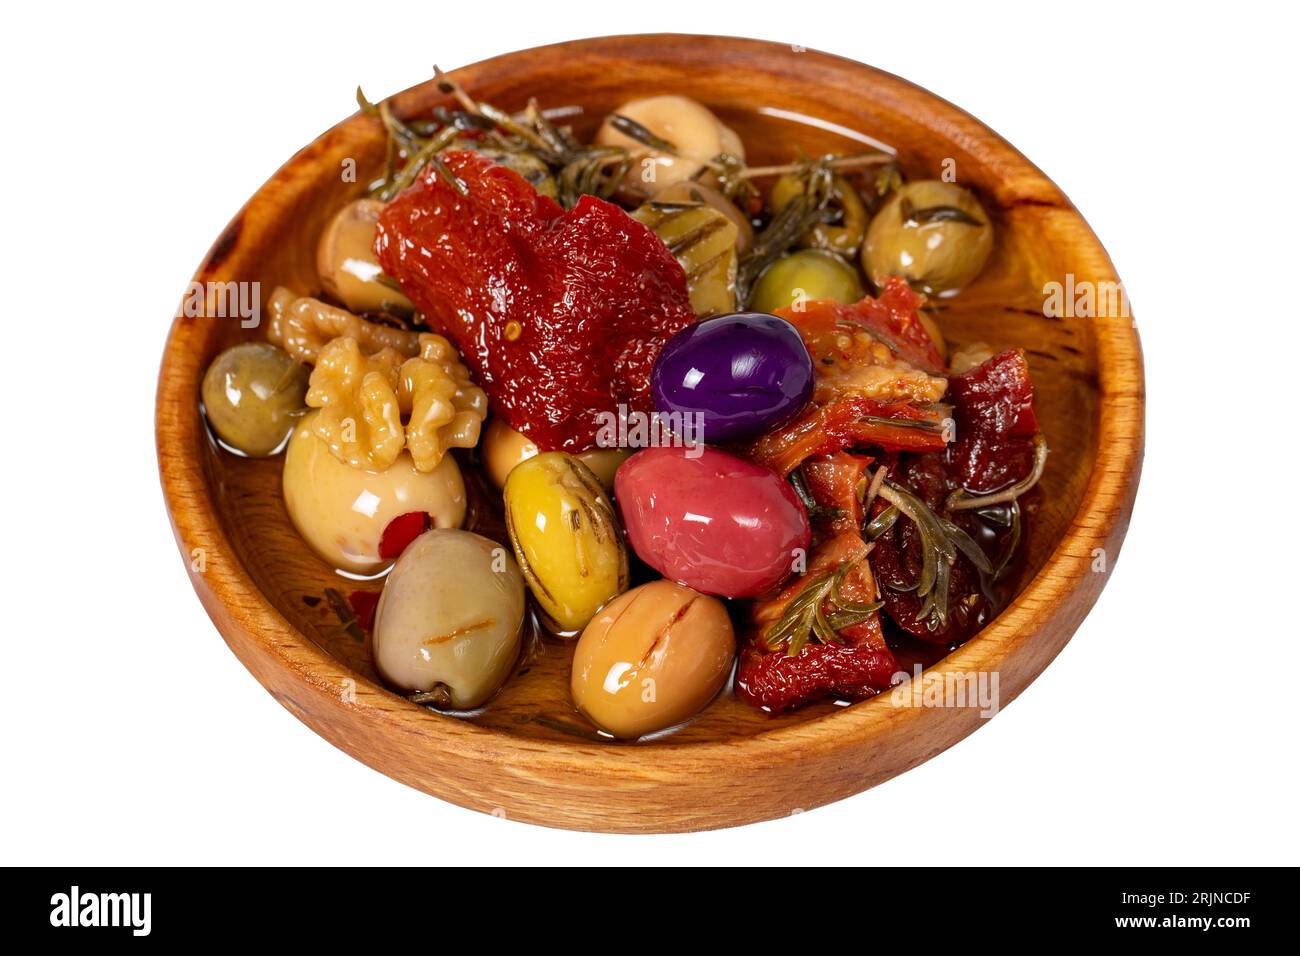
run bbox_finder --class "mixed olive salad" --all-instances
[198,74,1047,739]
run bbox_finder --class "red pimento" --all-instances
[378,511,430,562]
[374,150,696,452]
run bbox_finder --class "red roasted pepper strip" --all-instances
[737,533,899,713]
[375,150,695,452]
[748,395,949,475]
[947,348,1040,492]
[800,452,873,533]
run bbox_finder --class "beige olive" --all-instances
[316,198,415,316]
[595,95,744,192]
[482,417,627,492]
[282,412,465,574]
[374,529,525,709]
[571,581,735,739]
[862,180,994,294]
[201,342,308,456]
[652,180,754,257]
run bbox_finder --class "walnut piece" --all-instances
[267,286,420,365]
[306,333,487,473]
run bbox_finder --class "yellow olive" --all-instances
[482,417,628,493]
[571,581,735,739]
[749,249,865,313]
[282,412,466,575]
[770,173,868,258]
[201,342,308,457]
[503,452,628,634]
[374,529,525,708]
[862,180,994,294]
[316,198,414,316]
[653,180,754,257]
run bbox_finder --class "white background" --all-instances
[3,1,1296,865]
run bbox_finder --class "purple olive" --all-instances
[650,312,814,443]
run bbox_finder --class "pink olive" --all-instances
[614,445,810,598]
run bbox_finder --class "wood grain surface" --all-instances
[156,34,1144,832]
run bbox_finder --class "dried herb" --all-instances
[764,560,883,657]
[608,113,677,153]
[737,160,835,303]
[876,479,993,630]
[945,434,1049,511]
[789,467,844,523]
[323,587,366,643]
[864,504,900,540]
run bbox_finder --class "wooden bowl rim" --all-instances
[157,35,1143,778]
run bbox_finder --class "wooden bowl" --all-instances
[157,34,1143,832]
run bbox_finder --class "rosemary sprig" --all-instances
[609,113,677,153]
[864,504,900,541]
[876,479,993,631]
[764,559,883,657]
[789,468,845,524]
[737,160,835,304]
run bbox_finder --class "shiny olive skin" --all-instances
[862,180,994,294]
[374,529,525,709]
[571,580,735,739]
[504,452,629,634]
[749,249,865,313]
[615,445,811,599]
[282,412,466,575]
[651,311,813,443]
[770,173,868,258]
[652,180,754,257]
[481,417,628,492]
[201,342,309,456]
[316,199,415,316]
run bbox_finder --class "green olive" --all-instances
[749,249,865,313]
[862,180,994,294]
[632,200,738,317]
[482,417,628,492]
[201,343,308,456]
[374,529,525,709]
[770,173,868,258]
[652,180,754,257]
[504,452,628,635]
